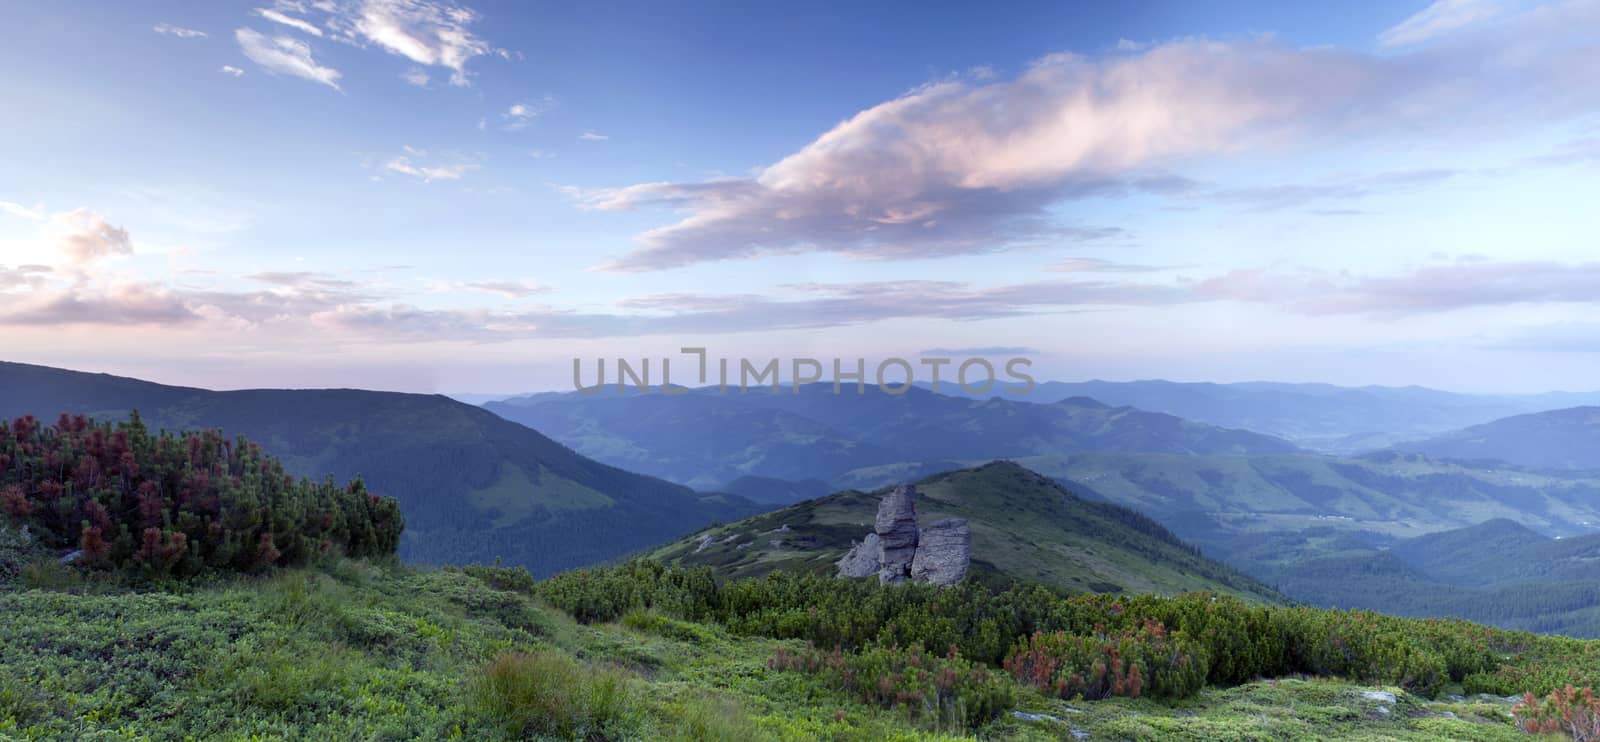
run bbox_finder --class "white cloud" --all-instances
[153,23,207,39]
[255,7,325,36]
[578,130,609,141]
[453,280,551,298]
[502,97,556,130]
[400,66,430,86]
[588,1,1600,271]
[0,201,46,221]
[1379,0,1502,47]
[236,28,343,90]
[330,0,500,87]
[383,147,478,182]
[220,65,246,77]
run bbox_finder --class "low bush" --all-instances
[1004,618,1207,700]
[769,641,1015,731]
[1514,686,1600,740]
[469,650,636,739]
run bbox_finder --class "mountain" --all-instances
[925,449,1600,589]
[1254,519,1600,637]
[650,460,1284,602]
[718,475,833,505]
[486,383,1298,489]
[1395,406,1600,471]
[0,361,760,576]
[927,379,1600,453]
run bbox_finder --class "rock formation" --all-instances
[910,518,971,585]
[834,484,970,586]
[875,484,921,584]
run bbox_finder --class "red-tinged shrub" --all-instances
[1515,686,1600,741]
[1,485,29,518]
[1004,618,1207,700]
[769,642,1014,731]
[0,411,403,576]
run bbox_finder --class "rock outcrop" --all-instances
[909,518,971,585]
[875,484,921,584]
[834,483,970,586]
[835,532,881,578]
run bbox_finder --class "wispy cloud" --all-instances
[220,65,246,77]
[255,7,324,36]
[153,23,207,39]
[586,1,1599,271]
[0,201,46,221]
[453,280,551,298]
[381,146,478,182]
[1379,0,1501,47]
[325,0,503,87]
[236,28,342,90]
[502,97,556,130]
[400,66,430,86]
[578,130,609,141]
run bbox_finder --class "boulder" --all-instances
[910,518,970,585]
[835,532,882,578]
[875,484,920,584]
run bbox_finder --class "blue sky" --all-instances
[1,0,1598,394]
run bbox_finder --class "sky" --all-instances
[2,0,1598,395]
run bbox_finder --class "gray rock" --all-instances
[875,485,920,584]
[1361,691,1397,704]
[1011,711,1063,724]
[58,549,83,564]
[836,533,882,578]
[693,534,716,553]
[910,518,971,585]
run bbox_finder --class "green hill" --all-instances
[1397,406,1600,471]
[650,460,1283,601]
[0,361,760,576]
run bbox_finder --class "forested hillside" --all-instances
[0,362,759,575]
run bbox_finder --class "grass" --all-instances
[0,527,1549,741]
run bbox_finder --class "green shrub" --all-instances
[469,650,637,739]
[769,641,1015,731]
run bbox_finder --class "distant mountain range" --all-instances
[1254,518,1600,637]
[0,361,760,576]
[650,460,1284,602]
[1395,406,1600,471]
[485,383,1299,490]
[925,379,1600,453]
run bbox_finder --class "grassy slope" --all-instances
[0,528,1532,741]
[650,461,1283,602]
[1396,406,1600,471]
[0,361,760,576]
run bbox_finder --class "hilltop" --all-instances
[650,460,1283,601]
[0,361,759,576]
[1396,406,1600,471]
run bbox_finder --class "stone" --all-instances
[1361,691,1397,704]
[836,533,882,578]
[910,518,971,585]
[693,534,715,553]
[875,485,920,584]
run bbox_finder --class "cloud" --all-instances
[502,97,556,130]
[236,28,342,90]
[0,264,51,292]
[381,146,478,181]
[328,0,500,87]
[454,280,551,298]
[0,283,200,326]
[220,65,246,77]
[578,131,609,141]
[589,1,1600,271]
[0,201,46,221]
[400,66,430,86]
[1191,261,1600,316]
[1379,0,1501,47]
[1207,168,1461,210]
[256,7,324,36]
[48,209,133,267]
[153,23,207,39]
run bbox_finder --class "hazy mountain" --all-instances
[718,475,834,505]
[651,460,1284,602]
[993,450,1600,560]
[1395,407,1600,471]
[486,383,1298,488]
[1256,519,1600,637]
[927,379,1600,453]
[0,361,760,576]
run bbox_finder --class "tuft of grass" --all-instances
[470,650,638,739]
